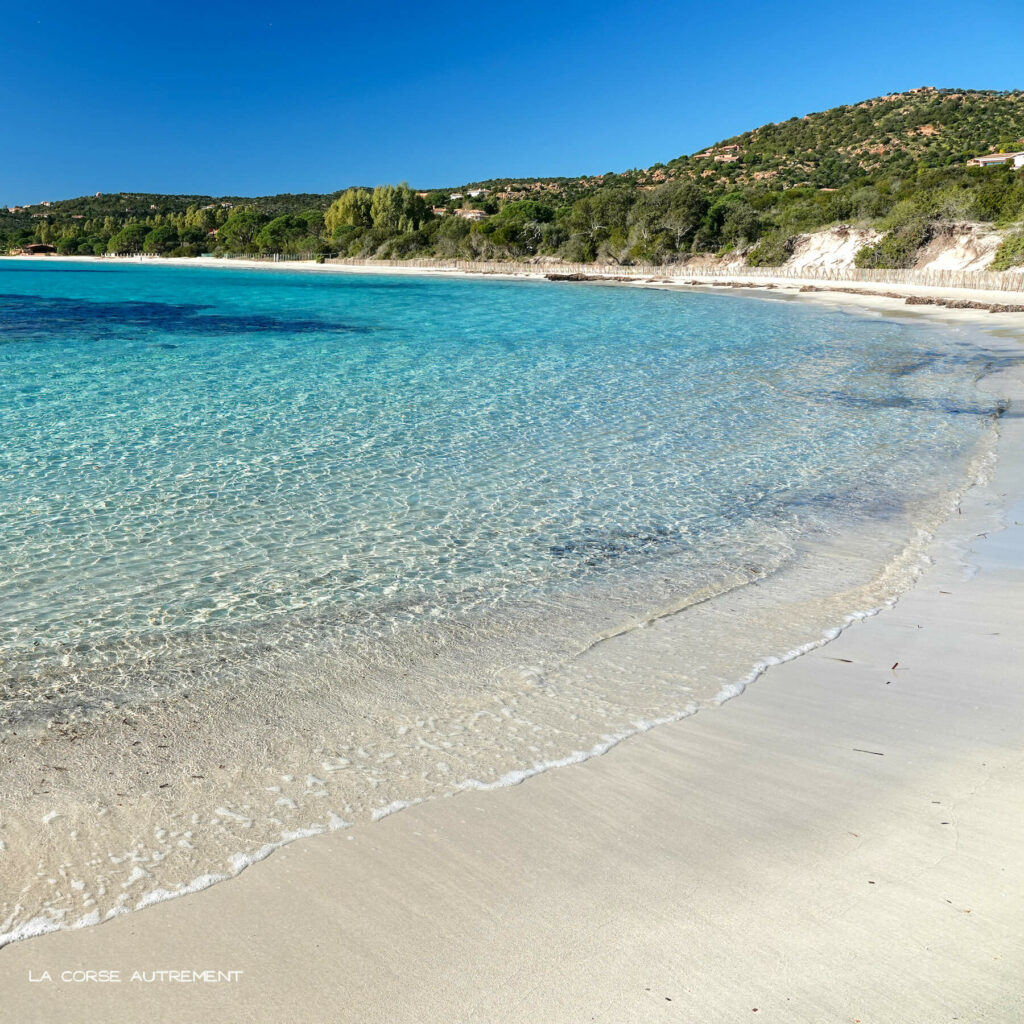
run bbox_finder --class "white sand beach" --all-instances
[0,269,1022,1023]
[9,248,1024,311]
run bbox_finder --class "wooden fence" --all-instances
[322,257,1024,293]
[210,253,1024,293]
[218,252,323,263]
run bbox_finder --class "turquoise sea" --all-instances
[0,261,1005,942]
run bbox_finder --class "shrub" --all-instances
[990,230,1024,271]
[746,233,794,266]
[879,198,925,231]
[562,232,597,263]
[854,218,932,269]
[167,244,204,258]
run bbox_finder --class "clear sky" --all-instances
[3,0,1023,205]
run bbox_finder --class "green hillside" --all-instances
[659,87,1024,188]
[4,87,1024,269]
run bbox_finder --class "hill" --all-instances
[4,87,1024,270]
[658,86,1024,189]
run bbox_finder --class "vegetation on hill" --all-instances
[4,88,1024,269]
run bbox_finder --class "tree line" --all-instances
[4,89,1024,270]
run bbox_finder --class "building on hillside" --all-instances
[467,188,489,198]
[454,208,487,221]
[449,192,464,200]
[968,151,1024,168]
[431,207,448,216]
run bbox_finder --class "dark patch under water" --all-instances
[549,524,687,563]
[0,293,375,343]
[812,388,1002,417]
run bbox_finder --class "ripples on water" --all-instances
[0,262,1005,943]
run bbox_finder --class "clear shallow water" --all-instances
[0,261,1006,943]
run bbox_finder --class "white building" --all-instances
[967,151,1024,168]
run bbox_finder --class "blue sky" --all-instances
[3,0,1023,205]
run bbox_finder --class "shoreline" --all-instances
[1,263,1023,1020]
[7,250,1024,315]
[11,252,1024,347]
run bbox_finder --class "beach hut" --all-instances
[22,243,58,254]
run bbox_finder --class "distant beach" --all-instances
[8,249,1024,320]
